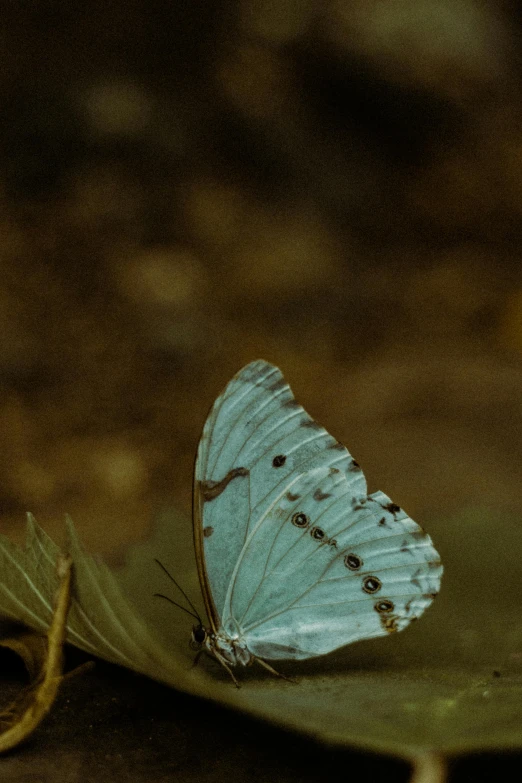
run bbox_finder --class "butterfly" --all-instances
[189,360,442,686]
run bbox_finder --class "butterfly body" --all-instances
[193,624,253,667]
[191,361,442,684]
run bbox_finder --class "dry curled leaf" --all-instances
[0,555,72,753]
[0,629,48,681]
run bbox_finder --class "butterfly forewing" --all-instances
[194,361,364,624]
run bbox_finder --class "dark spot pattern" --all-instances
[313,488,331,501]
[344,553,363,571]
[300,418,322,430]
[378,517,387,526]
[383,502,401,515]
[267,376,286,393]
[374,600,394,613]
[328,441,346,451]
[286,491,301,502]
[410,530,427,542]
[362,576,382,594]
[292,512,309,528]
[200,467,249,501]
[310,526,326,541]
[381,615,399,633]
[272,454,286,468]
[203,526,214,538]
[349,459,361,472]
[411,567,423,589]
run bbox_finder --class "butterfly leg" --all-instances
[254,657,297,684]
[191,650,204,669]
[193,646,241,687]
[216,659,241,688]
[212,650,241,688]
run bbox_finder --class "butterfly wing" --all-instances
[223,466,442,660]
[193,361,366,630]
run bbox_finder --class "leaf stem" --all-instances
[410,753,447,783]
[0,554,73,753]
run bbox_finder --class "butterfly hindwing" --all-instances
[230,471,442,660]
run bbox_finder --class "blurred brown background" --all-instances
[1,0,522,556]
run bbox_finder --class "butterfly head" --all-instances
[190,624,208,650]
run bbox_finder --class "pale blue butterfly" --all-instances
[189,361,442,685]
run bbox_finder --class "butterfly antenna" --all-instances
[153,592,201,622]
[153,558,202,624]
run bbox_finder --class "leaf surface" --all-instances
[1,507,521,761]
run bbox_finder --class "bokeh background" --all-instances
[1,0,522,558]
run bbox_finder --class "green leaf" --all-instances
[119,506,522,759]
[1,507,522,764]
[0,515,196,688]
